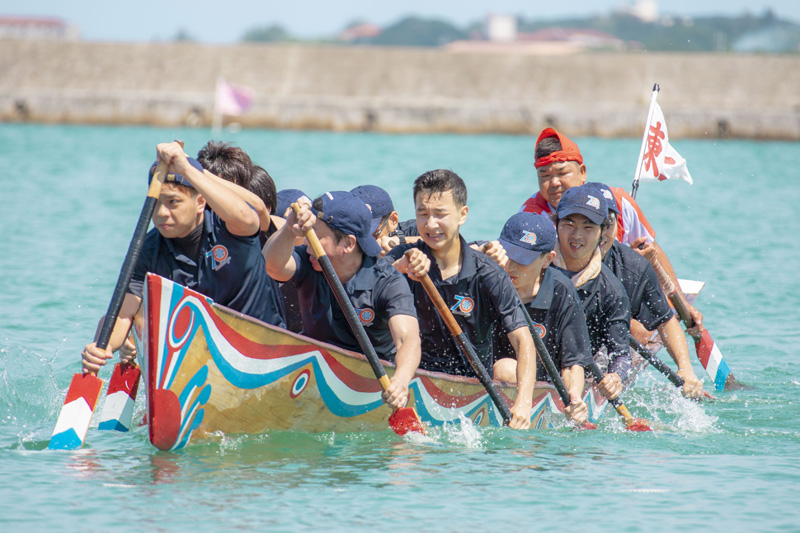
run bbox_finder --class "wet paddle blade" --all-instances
[98,363,141,431]
[581,421,598,430]
[694,329,742,390]
[625,419,654,432]
[388,407,425,436]
[49,373,104,450]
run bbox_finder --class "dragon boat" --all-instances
[140,273,661,451]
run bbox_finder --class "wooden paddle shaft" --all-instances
[519,305,573,407]
[291,203,391,390]
[643,253,697,327]
[629,335,685,388]
[95,159,168,352]
[418,273,513,424]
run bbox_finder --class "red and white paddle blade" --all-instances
[49,373,104,450]
[98,363,141,431]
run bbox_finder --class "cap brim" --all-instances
[369,217,382,235]
[498,238,539,266]
[558,206,605,225]
[358,235,382,257]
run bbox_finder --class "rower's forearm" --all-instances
[262,226,298,282]
[562,365,585,399]
[657,317,693,371]
[392,337,421,384]
[182,165,260,234]
[203,170,271,230]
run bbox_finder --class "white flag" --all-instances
[637,102,693,184]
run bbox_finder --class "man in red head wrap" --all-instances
[519,128,706,337]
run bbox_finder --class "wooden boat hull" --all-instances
[142,274,615,451]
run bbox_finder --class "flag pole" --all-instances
[631,83,660,199]
[211,77,223,138]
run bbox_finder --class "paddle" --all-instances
[416,271,513,425]
[586,361,653,432]
[641,251,740,391]
[518,305,596,429]
[49,159,169,450]
[291,203,424,436]
[629,335,716,400]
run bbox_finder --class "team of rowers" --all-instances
[81,128,707,430]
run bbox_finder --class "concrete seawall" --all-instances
[1,40,798,139]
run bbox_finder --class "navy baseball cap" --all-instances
[350,185,395,234]
[585,182,620,216]
[556,184,608,225]
[276,188,307,218]
[311,191,382,257]
[148,157,204,188]
[498,212,557,265]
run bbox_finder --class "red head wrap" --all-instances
[533,128,583,169]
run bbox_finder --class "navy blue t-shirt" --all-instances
[386,237,527,377]
[290,247,417,358]
[494,267,593,382]
[396,219,420,238]
[554,263,632,382]
[129,210,286,328]
[603,241,673,331]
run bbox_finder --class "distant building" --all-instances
[338,23,381,43]
[615,0,659,23]
[0,16,78,40]
[486,14,517,42]
[519,28,627,50]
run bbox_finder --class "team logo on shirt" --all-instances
[356,307,375,326]
[450,295,474,317]
[586,195,600,209]
[533,323,546,339]
[520,230,537,245]
[601,190,614,201]
[208,245,231,271]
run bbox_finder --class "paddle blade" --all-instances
[49,373,104,450]
[98,363,141,431]
[580,421,598,430]
[388,407,425,436]
[625,419,654,432]
[694,329,740,390]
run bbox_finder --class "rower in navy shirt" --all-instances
[350,184,421,256]
[263,190,421,410]
[551,184,632,401]
[386,169,537,430]
[82,142,284,373]
[489,212,592,424]
[590,182,704,398]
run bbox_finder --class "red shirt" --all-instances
[519,189,656,246]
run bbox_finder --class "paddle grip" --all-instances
[95,161,168,352]
[520,305,572,407]
[419,274,513,424]
[291,203,389,387]
[588,361,632,422]
[629,335,684,388]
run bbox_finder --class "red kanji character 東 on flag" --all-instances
[637,102,693,184]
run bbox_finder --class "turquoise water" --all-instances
[1,124,799,531]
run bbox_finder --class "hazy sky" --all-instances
[6,0,799,43]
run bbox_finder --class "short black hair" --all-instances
[248,165,277,215]
[413,169,467,208]
[535,136,563,161]
[196,141,254,188]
